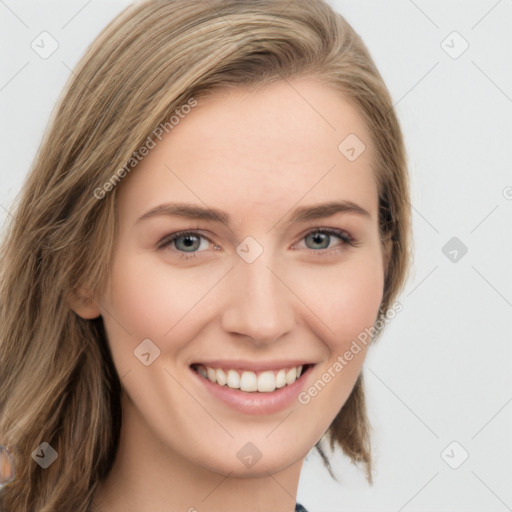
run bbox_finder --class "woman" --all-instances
[0,1,411,510]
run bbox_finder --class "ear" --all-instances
[68,287,101,319]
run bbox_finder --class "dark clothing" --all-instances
[295,504,308,512]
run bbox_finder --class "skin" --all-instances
[73,78,387,512]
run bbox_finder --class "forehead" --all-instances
[117,78,378,228]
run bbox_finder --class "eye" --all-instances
[157,227,359,261]
[157,230,217,261]
[294,228,358,255]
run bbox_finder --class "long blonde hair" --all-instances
[0,1,411,509]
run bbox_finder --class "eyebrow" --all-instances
[135,200,371,226]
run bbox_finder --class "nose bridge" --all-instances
[221,247,294,344]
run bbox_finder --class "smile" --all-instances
[191,364,309,393]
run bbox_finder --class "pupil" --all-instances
[179,235,198,251]
[309,232,328,249]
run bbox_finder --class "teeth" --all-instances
[195,364,307,393]
[275,369,286,388]
[207,367,217,383]
[257,371,276,392]
[227,369,240,389]
[216,368,227,386]
[240,371,258,392]
[285,367,297,385]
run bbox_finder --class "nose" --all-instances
[220,251,295,346]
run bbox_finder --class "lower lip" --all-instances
[190,365,313,415]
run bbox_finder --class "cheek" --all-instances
[107,253,205,336]
[294,252,383,426]
[102,252,227,366]
[294,249,385,350]
[99,253,176,374]
[334,263,384,341]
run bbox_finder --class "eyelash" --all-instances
[157,227,360,261]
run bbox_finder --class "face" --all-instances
[91,78,385,476]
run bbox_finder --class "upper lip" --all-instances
[191,360,314,372]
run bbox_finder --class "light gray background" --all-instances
[1,1,511,511]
